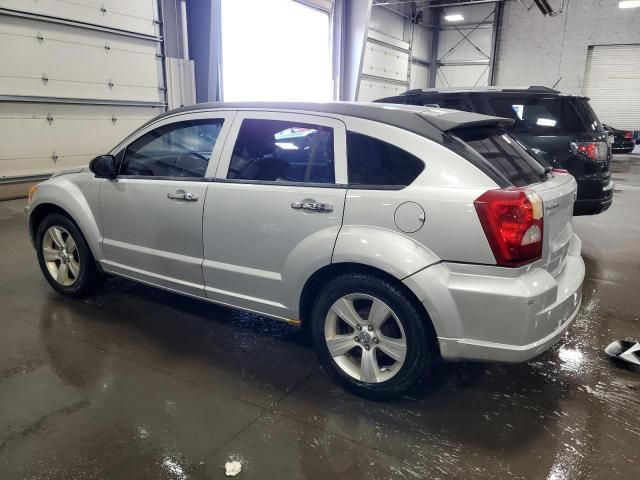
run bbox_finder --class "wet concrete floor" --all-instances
[1,155,639,479]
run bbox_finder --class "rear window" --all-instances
[347,132,424,188]
[489,96,602,135]
[453,128,547,187]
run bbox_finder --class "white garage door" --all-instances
[0,0,165,181]
[358,35,409,102]
[582,44,640,131]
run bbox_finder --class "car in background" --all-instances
[376,87,613,216]
[25,102,584,399]
[604,124,635,154]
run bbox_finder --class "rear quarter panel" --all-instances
[333,116,497,269]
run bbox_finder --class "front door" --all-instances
[202,111,348,319]
[99,113,234,297]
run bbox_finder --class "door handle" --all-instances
[167,190,198,201]
[291,199,333,213]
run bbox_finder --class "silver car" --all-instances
[26,102,585,399]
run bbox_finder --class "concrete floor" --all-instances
[1,156,639,480]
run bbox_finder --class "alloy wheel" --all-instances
[42,226,80,286]
[324,293,407,384]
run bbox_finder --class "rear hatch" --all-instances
[451,126,576,276]
[485,95,611,183]
[526,173,576,276]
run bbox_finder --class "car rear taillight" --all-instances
[570,141,607,161]
[474,189,544,267]
[624,131,633,139]
[552,168,569,174]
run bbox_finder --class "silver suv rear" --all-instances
[25,102,585,399]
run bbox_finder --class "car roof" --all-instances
[140,101,513,142]
[392,86,587,99]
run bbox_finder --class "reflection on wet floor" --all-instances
[1,154,639,479]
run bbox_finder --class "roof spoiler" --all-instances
[418,110,514,133]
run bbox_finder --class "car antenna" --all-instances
[551,76,562,89]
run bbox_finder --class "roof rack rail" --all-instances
[527,86,560,93]
[400,89,424,96]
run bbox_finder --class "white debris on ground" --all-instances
[225,460,242,477]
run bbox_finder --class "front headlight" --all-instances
[28,185,38,206]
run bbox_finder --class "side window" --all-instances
[346,132,425,188]
[121,119,224,178]
[227,119,335,184]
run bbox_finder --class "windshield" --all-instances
[453,128,548,187]
[489,96,602,136]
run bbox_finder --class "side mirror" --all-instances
[89,155,116,179]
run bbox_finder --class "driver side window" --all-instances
[121,119,224,178]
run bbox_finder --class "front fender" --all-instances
[332,226,440,280]
[29,176,104,262]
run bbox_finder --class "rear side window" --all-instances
[347,132,424,188]
[227,119,334,184]
[489,96,602,135]
[454,128,547,187]
[121,119,223,178]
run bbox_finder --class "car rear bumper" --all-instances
[573,179,614,216]
[612,140,635,152]
[404,234,585,363]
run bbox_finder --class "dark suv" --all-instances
[376,87,613,215]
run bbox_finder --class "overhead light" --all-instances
[619,0,640,7]
[536,118,557,127]
[444,13,464,22]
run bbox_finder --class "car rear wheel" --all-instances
[36,213,98,298]
[310,272,435,399]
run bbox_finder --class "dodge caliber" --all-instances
[26,102,585,399]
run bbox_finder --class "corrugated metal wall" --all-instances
[583,44,640,131]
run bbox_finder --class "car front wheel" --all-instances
[35,213,98,297]
[310,272,435,400]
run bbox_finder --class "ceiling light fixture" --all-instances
[619,0,640,7]
[444,13,464,22]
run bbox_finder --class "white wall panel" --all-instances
[436,65,488,88]
[410,63,429,90]
[495,2,640,94]
[0,103,160,177]
[0,0,158,36]
[369,6,405,41]
[0,16,162,102]
[361,41,409,82]
[412,25,431,62]
[357,78,405,102]
[166,57,195,109]
[438,28,491,62]
[582,44,640,130]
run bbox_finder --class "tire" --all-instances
[35,213,98,298]
[310,272,435,400]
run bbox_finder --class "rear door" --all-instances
[202,111,348,319]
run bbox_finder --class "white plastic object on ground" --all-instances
[225,460,242,477]
[605,339,640,366]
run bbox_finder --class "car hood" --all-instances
[50,167,88,178]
